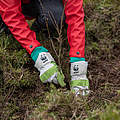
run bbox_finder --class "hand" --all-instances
[70,61,90,96]
[34,52,66,87]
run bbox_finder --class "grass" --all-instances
[0,0,120,119]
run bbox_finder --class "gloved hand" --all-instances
[70,61,90,96]
[31,46,66,87]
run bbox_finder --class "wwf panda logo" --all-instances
[40,54,48,63]
[73,65,79,73]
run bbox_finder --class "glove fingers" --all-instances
[43,72,57,83]
[50,63,66,87]
[70,79,89,96]
[48,73,57,83]
[72,86,90,96]
[57,71,66,87]
[52,78,58,84]
[40,65,56,83]
[39,62,66,87]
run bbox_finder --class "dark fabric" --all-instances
[0,15,11,35]
[22,0,39,18]
[22,0,65,31]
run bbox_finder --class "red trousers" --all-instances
[0,0,85,58]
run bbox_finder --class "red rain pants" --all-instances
[0,0,85,58]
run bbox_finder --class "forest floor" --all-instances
[0,0,120,120]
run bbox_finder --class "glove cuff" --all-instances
[70,57,85,63]
[35,52,55,71]
[31,46,48,62]
[70,61,89,96]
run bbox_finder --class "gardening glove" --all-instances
[70,61,90,96]
[31,46,66,87]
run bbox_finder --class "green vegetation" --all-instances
[0,0,120,119]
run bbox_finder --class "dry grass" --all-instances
[0,0,120,119]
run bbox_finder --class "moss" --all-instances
[0,0,120,119]
[86,104,120,120]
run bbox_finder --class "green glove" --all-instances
[39,61,65,87]
[31,46,66,87]
[70,61,90,96]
